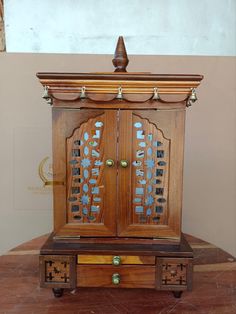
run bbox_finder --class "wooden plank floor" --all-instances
[0,234,235,314]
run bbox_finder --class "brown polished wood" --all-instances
[2,234,235,312]
[77,255,155,265]
[77,265,156,288]
[112,36,129,72]
[37,36,203,297]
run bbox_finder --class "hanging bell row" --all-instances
[116,86,160,100]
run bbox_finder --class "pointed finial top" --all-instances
[112,36,129,72]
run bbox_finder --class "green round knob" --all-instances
[120,160,128,168]
[112,256,121,266]
[112,273,120,285]
[105,159,114,167]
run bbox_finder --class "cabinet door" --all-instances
[53,109,117,237]
[118,110,185,239]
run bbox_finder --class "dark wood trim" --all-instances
[40,233,193,257]
[37,72,203,82]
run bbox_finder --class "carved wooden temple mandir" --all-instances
[37,37,203,298]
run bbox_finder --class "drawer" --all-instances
[156,257,193,291]
[39,255,76,289]
[77,265,156,288]
[77,255,155,265]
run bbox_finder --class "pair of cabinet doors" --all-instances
[52,108,185,240]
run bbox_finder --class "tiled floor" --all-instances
[0,234,235,314]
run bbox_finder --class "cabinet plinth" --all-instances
[37,36,203,297]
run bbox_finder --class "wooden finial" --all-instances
[112,36,129,72]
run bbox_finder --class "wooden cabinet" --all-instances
[37,37,203,298]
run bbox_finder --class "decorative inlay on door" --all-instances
[67,115,105,223]
[131,115,170,225]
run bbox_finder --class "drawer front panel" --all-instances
[39,255,76,288]
[77,265,156,288]
[77,255,155,265]
[156,257,193,291]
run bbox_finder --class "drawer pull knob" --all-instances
[112,273,120,285]
[112,256,121,266]
[120,160,128,168]
[105,159,115,167]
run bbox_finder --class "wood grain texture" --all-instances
[52,109,117,236]
[37,72,203,82]
[39,255,76,288]
[66,113,106,224]
[37,72,203,106]
[112,36,129,72]
[41,233,193,257]
[131,109,186,239]
[37,48,203,294]
[1,233,236,312]
[156,257,193,291]
[77,265,156,288]
[77,255,155,265]
[130,113,170,226]
[51,98,188,110]
[117,109,184,240]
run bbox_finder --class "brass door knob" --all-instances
[105,159,115,167]
[120,160,128,168]
[112,256,121,266]
[112,273,120,285]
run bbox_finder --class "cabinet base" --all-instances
[39,233,193,298]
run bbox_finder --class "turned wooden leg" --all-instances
[172,291,183,298]
[52,288,64,298]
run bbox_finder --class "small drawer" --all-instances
[77,265,156,288]
[156,257,193,291]
[77,255,155,265]
[39,255,76,288]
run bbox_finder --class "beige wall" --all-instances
[0,53,235,256]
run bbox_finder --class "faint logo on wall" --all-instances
[38,156,53,186]
[27,156,53,195]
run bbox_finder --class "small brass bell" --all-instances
[42,86,52,105]
[80,86,86,99]
[187,88,197,107]
[152,87,160,100]
[116,86,123,99]
[42,86,49,99]
[189,88,197,102]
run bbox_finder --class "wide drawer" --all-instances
[77,265,156,288]
[77,255,155,265]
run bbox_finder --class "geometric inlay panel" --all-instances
[66,114,105,223]
[131,114,170,225]
[162,262,187,286]
[39,255,76,288]
[45,260,70,283]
